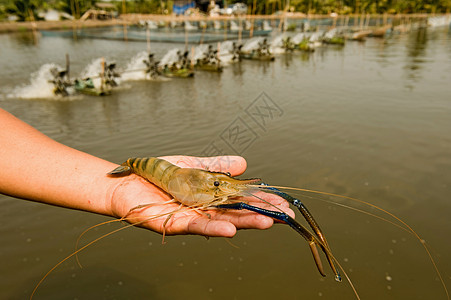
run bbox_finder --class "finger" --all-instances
[186,217,237,237]
[202,156,247,176]
[160,155,247,176]
[213,209,275,230]
[147,210,236,237]
[164,209,273,236]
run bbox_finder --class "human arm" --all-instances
[0,108,292,237]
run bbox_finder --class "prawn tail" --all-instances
[107,165,131,175]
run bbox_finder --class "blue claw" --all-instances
[258,183,341,281]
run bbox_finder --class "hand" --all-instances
[108,156,294,237]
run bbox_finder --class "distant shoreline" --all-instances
[0,19,129,33]
[0,13,442,33]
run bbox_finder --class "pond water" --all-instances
[0,26,450,299]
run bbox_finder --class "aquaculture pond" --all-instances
[0,26,450,299]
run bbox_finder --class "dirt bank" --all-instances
[0,18,130,33]
[0,13,432,33]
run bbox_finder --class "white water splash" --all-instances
[122,52,169,81]
[263,21,272,31]
[122,51,148,81]
[324,28,339,39]
[242,37,264,52]
[213,20,222,30]
[80,58,123,89]
[79,58,103,88]
[292,33,307,45]
[10,63,61,99]
[230,21,242,31]
[192,44,209,61]
[218,41,238,65]
[146,20,158,29]
[185,21,198,31]
[244,20,252,30]
[271,34,284,48]
[170,20,179,28]
[219,41,235,53]
[159,48,181,67]
[309,31,324,42]
[271,34,294,54]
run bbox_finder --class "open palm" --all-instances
[108,155,294,237]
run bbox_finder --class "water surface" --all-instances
[0,27,450,299]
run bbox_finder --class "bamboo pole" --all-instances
[238,18,242,42]
[365,13,370,28]
[199,22,206,45]
[122,0,127,41]
[75,0,80,19]
[185,23,188,51]
[100,58,105,92]
[66,54,70,81]
[250,0,257,38]
[190,46,195,68]
[146,25,151,52]
[28,8,38,45]
[224,20,227,41]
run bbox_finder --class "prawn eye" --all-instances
[214,181,220,187]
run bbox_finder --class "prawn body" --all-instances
[108,157,259,207]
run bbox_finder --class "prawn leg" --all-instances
[260,183,341,281]
[214,202,327,277]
